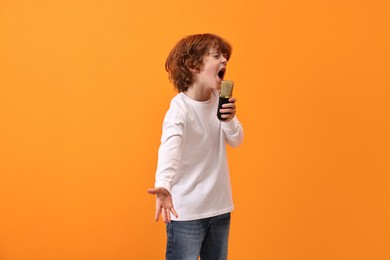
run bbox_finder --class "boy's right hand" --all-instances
[147,187,178,223]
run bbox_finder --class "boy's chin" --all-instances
[214,84,221,91]
[215,80,222,89]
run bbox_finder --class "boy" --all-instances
[147,33,244,260]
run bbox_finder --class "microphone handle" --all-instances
[217,96,231,121]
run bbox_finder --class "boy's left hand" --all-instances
[219,98,237,122]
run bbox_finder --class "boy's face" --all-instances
[192,47,228,91]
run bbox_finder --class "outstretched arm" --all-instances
[147,187,178,223]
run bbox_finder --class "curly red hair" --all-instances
[165,33,232,92]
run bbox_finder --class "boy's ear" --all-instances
[189,68,198,73]
[188,65,200,74]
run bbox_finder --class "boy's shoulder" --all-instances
[169,92,186,107]
[165,93,187,117]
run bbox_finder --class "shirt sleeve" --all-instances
[221,116,244,147]
[154,104,185,194]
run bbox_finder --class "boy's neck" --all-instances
[184,85,212,102]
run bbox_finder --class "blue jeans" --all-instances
[165,212,231,260]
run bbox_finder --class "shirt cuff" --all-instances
[221,117,239,134]
[154,180,172,194]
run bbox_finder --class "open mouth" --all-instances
[218,68,226,80]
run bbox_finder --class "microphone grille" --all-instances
[220,80,234,97]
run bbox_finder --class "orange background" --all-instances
[0,0,389,259]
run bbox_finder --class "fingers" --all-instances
[219,106,236,118]
[219,107,236,114]
[162,208,170,223]
[161,207,167,223]
[148,187,170,197]
[221,100,236,109]
[166,208,171,223]
[219,98,236,121]
[148,187,178,223]
[220,99,236,112]
[220,112,235,121]
[157,205,178,223]
[155,204,161,221]
[156,210,178,223]
[147,188,158,195]
[162,208,178,223]
[171,207,179,218]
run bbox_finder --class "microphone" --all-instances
[217,80,234,121]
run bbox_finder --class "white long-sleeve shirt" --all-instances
[155,90,244,221]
